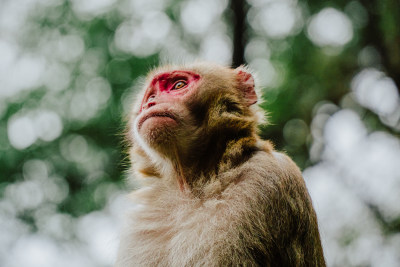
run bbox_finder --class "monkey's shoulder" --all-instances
[212,150,309,209]
[233,150,304,186]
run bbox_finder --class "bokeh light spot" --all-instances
[35,110,63,142]
[60,135,89,163]
[23,159,49,180]
[8,115,37,150]
[307,8,353,48]
[257,2,301,39]
[200,33,232,64]
[180,0,227,35]
[283,119,309,146]
[352,68,399,117]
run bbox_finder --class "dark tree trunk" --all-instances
[230,0,248,68]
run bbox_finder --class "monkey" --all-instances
[116,62,325,267]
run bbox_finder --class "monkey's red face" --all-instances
[139,71,201,113]
[134,70,201,149]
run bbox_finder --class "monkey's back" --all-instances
[116,150,325,267]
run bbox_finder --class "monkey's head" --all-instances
[128,62,264,179]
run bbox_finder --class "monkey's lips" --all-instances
[138,111,177,129]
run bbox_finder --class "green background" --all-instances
[0,0,399,266]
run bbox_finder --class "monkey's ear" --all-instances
[235,67,258,106]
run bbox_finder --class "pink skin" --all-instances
[137,71,201,129]
[140,71,201,112]
[237,70,257,106]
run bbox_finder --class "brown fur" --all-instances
[116,62,325,266]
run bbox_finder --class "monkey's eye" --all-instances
[172,80,187,90]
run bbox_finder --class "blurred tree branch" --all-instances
[361,0,400,90]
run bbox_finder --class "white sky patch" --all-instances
[307,8,353,48]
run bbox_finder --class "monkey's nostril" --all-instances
[143,95,156,109]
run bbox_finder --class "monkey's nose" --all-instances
[143,95,156,110]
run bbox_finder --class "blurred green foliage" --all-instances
[0,0,399,222]
[0,0,399,265]
[0,0,398,217]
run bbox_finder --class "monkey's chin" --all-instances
[139,116,178,132]
[138,117,178,147]
[143,116,177,125]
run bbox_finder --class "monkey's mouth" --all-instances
[138,111,177,129]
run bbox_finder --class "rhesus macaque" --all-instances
[116,62,325,267]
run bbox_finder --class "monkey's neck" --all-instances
[172,134,269,191]
[133,135,272,193]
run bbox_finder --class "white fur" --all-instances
[132,116,174,176]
